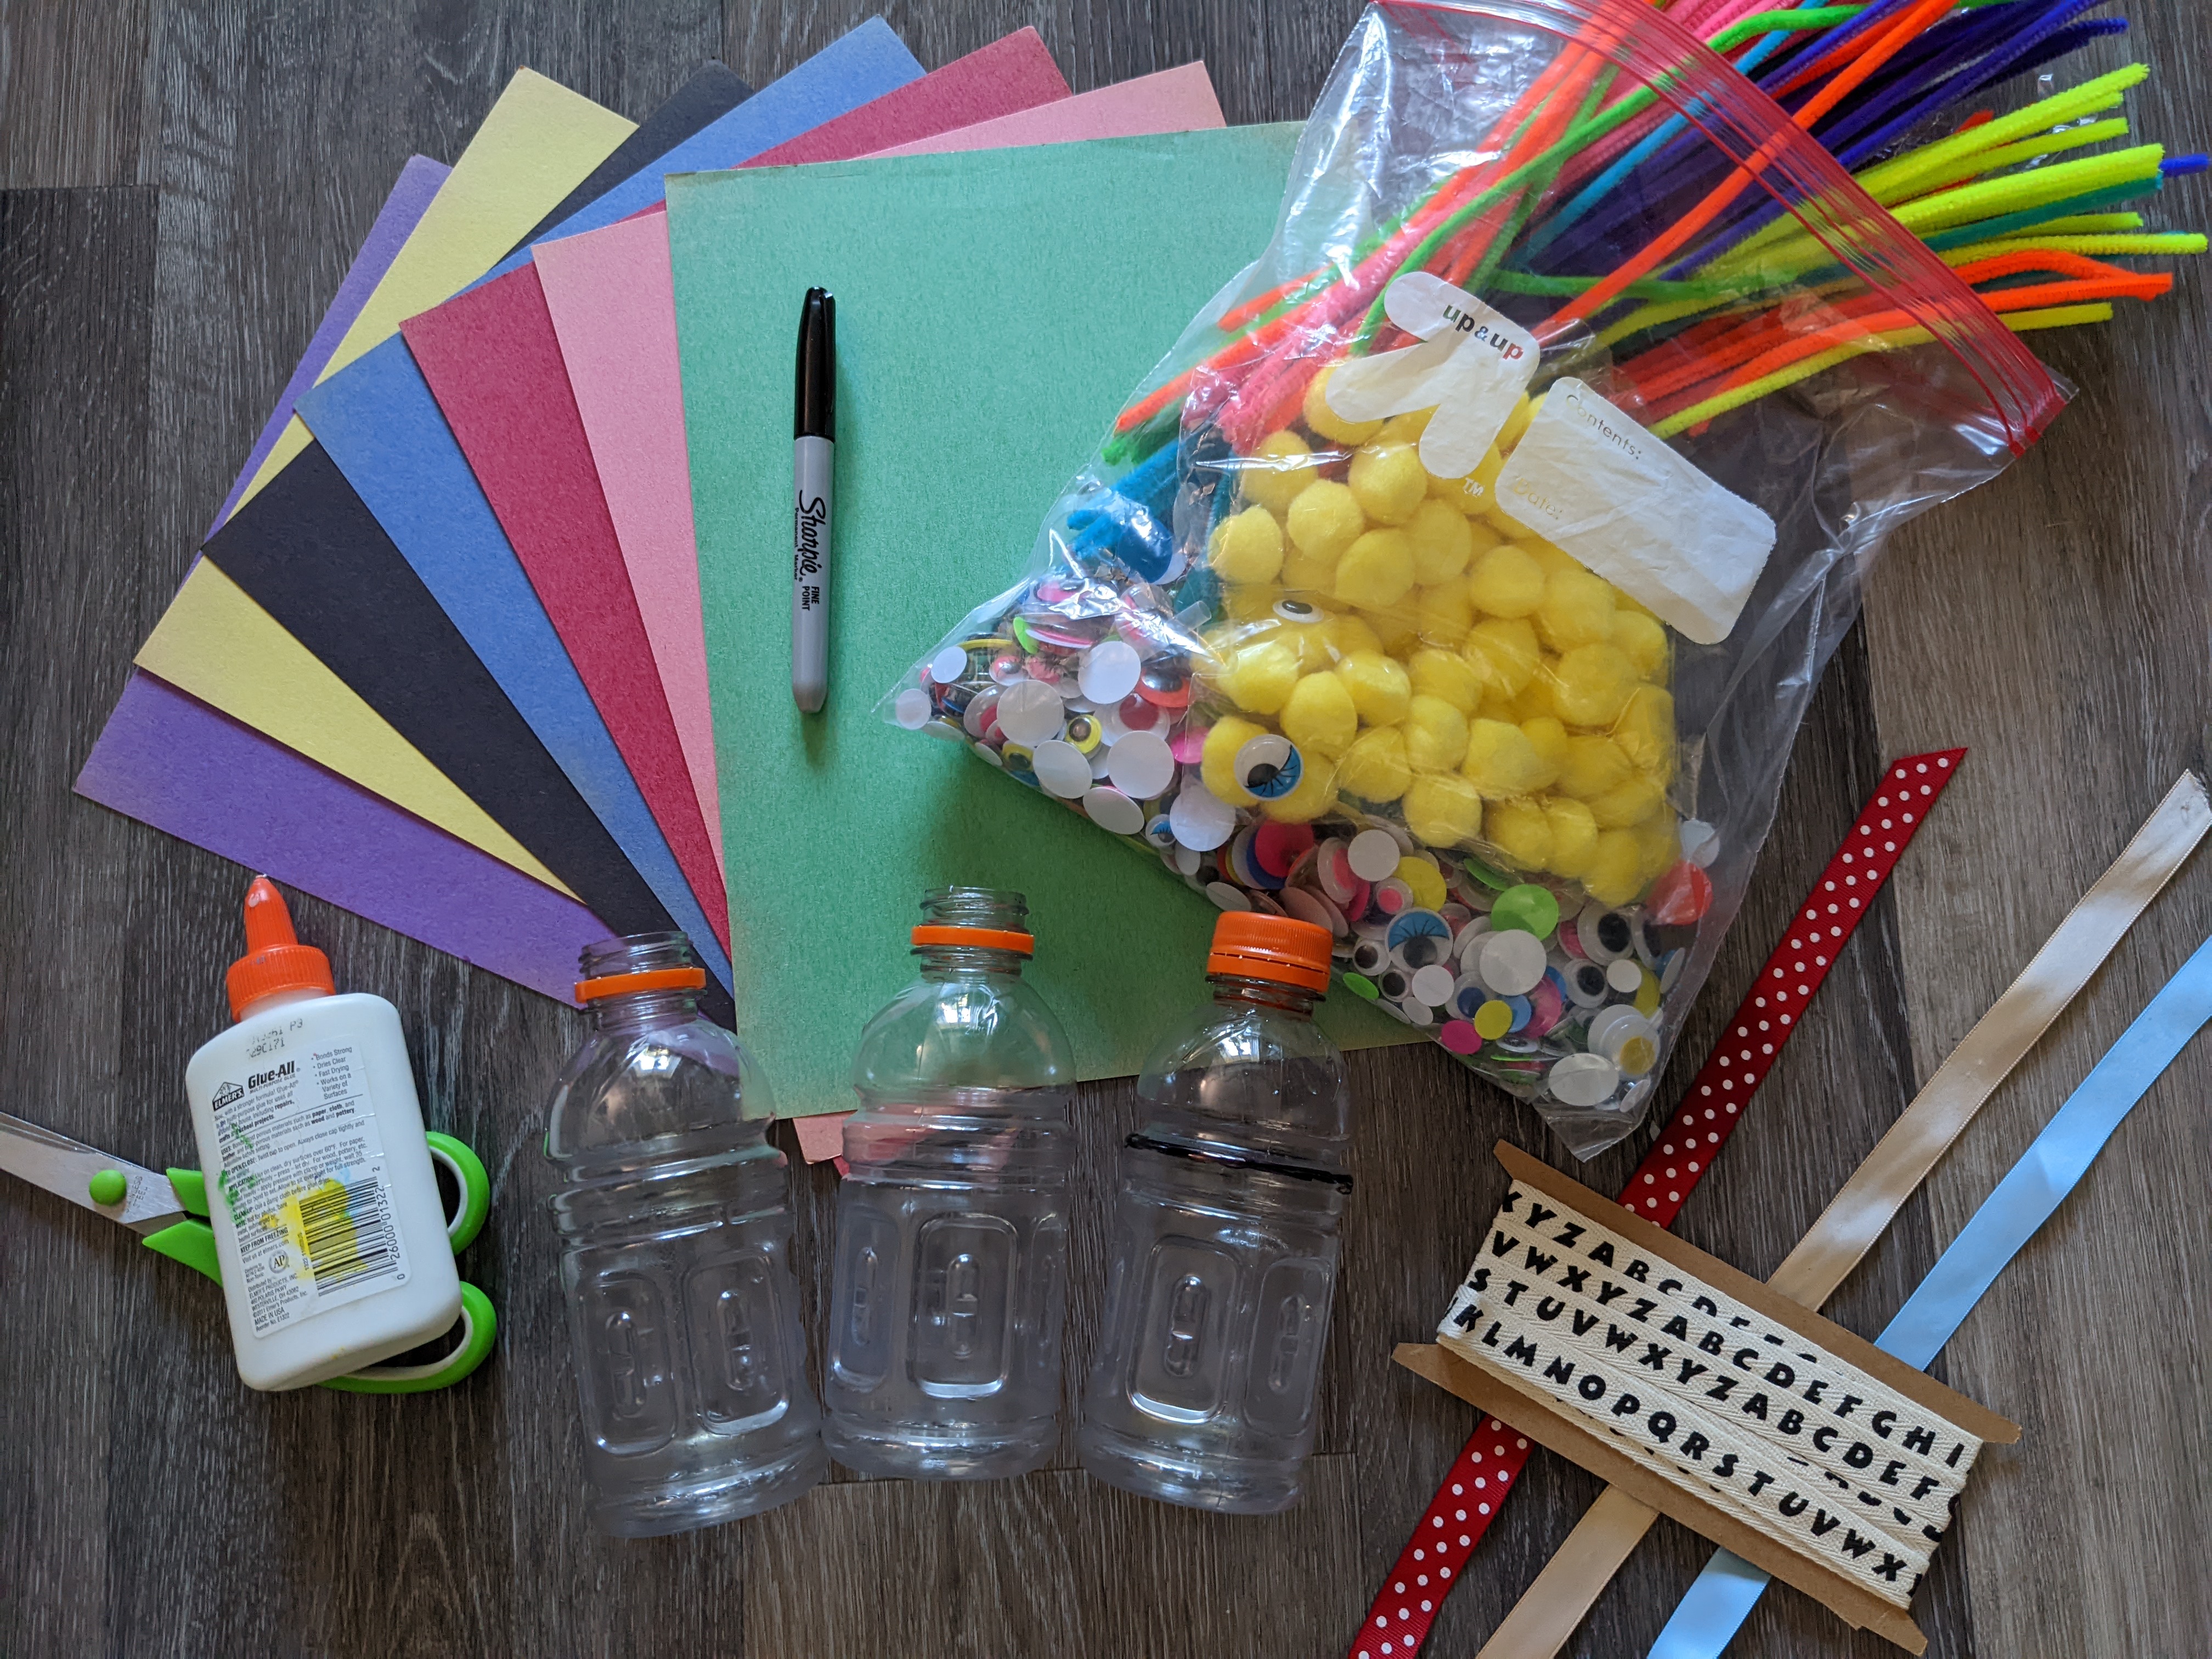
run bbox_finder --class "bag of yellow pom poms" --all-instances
[883,0,2069,1155]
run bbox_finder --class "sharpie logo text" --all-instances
[794,492,828,597]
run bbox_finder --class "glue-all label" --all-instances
[210,1040,409,1336]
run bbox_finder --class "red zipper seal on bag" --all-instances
[1347,749,1965,1659]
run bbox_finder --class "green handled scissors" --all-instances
[0,1108,496,1393]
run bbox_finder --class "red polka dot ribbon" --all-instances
[1347,749,1966,1659]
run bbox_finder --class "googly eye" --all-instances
[1375,968,1410,1002]
[961,687,1002,741]
[1386,908,1452,956]
[1273,597,1323,624]
[1135,662,1194,709]
[1565,961,1612,1008]
[1064,714,1104,755]
[1234,733,1304,800]
[991,652,1026,686]
[1393,932,1450,972]
[1000,742,1035,776]
[1576,901,1636,964]
[1350,938,1390,977]
[1143,813,1178,850]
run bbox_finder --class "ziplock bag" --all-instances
[882,0,2064,1155]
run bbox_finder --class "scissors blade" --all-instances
[0,1110,187,1235]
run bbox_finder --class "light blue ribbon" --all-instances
[1649,929,2212,1658]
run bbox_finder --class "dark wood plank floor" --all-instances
[2,4,2204,1655]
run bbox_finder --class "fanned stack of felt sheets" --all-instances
[78,20,1424,1136]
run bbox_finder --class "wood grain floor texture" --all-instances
[0,3,2204,1656]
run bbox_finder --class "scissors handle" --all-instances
[145,1131,498,1394]
[322,1131,496,1392]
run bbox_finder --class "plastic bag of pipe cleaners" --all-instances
[882,0,2072,1157]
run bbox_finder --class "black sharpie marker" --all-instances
[791,287,835,712]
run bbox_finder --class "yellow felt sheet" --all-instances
[136,563,577,896]
[232,68,634,513]
[140,67,628,889]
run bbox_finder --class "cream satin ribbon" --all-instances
[1472,771,2211,1659]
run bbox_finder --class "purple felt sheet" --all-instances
[80,153,610,1003]
[207,154,450,533]
[81,676,605,1003]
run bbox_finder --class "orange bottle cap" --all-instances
[227,877,336,1019]
[1207,912,1332,993]
[911,924,1035,956]
[574,966,709,1002]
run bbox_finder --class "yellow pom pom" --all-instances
[1261,754,1340,823]
[1404,694,1469,773]
[1587,772,1664,829]
[1557,734,1633,800]
[1242,430,1322,515]
[1496,392,1541,454]
[1462,717,1551,800]
[1611,609,1669,680]
[1280,668,1359,758]
[1221,582,1284,623]
[1483,507,1537,543]
[1304,365,1383,444]
[1338,726,1412,802]
[1364,605,1421,656]
[1514,667,1560,723]
[1280,620,1333,673]
[1520,716,1568,788]
[1334,528,1417,609]
[1544,797,1599,877]
[1613,684,1676,780]
[1466,543,1547,619]
[1415,580,1475,647]
[1348,442,1430,527]
[1200,715,1267,806]
[1405,498,1477,585]
[1583,830,1643,905]
[1207,505,1285,584]
[1525,538,1580,579]
[1220,638,1301,716]
[1396,855,1449,910]
[1409,646,1482,714]
[1428,444,1506,516]
[1321,612,1383,660]
[1403,773,1485,850]
[1286,479,1367,563]
[1485,797,1553,871]
[1463,617,1541,699]
[1279,546,1339,594]
[1634,811,1680,881]
[1551,642,1638,727]
[1534,565,1617,652]
[1339,649,1411,726]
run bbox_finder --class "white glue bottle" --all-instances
[183,877,460,1390]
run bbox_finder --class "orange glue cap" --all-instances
[227,876,336,1019]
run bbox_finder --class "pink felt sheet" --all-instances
[532,63,1229,938]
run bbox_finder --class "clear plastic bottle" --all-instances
[824,888,1076,1480]
[544,933,824,1536]
[1078,912,1352,1513]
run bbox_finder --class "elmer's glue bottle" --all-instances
[182,877,460,1390]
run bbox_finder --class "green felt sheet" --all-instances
[670,126,1418,1116]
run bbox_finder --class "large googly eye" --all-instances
[1273,597,1323,624]
[1576,902,1636,964]
[1234,733,1304,800]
